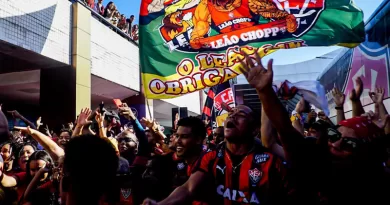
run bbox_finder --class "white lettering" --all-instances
[217,185,224,195]
[223,188,231,200]
[215,185,260,204]
[250,192,260,204]
[177,34,187,46]
[264,28,272,38]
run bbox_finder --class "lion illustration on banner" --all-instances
[190,0,298,49]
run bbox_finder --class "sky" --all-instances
[113,0,385,65]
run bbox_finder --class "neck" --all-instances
[226,140,254,155]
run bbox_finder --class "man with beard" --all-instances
[190,0,297,49]
[142,117,210,204]
[143,106,288,205]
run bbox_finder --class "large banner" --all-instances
[140,0,364,99]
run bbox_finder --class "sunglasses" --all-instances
[327,128,362,152]
[117,137,135,143]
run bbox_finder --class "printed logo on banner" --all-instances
[154,0,325,52]
[344,44,390,110]
[248,168,262,185]
[214,88,235,127]
[254,154,269,164]
[177,162,186,170]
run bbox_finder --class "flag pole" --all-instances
[146,98,152,119]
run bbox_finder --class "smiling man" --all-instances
[143,105,288,205]
[142,116,210,204]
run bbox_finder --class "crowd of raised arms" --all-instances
[0,54,389,205]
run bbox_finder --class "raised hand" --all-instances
[203,116,210,127]
[118,103,135,120]
[361,111,389,129]
[349,77,363,101]
[141,117,155,129]
[331,87,345,107]
[68,122,74,130]
[76,108,93,127]
[36,117,43,129]
[95,111,106,126]
[239,51,274,91]
[369,87,385,104]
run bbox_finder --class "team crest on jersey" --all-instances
[217,149,224,158]
[248,168,262,185]
[121,188,131,199]
[177,162,186,170]
[254,154,269,164]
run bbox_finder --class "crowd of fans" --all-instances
[0,53,390,205]
[82,0,139,41]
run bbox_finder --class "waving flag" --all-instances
[140,0,364,99]
[202,81,235,130]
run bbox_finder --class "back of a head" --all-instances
[64,134,118,204]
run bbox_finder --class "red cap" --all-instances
[338,116,383,140]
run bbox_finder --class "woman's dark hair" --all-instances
[104,1,114,17]
[26,150,53,178]
[0,141,15,156]
[17,143,37,158]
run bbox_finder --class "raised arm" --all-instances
[118,103,148,157]
[291,98,306,135]
[370,87,390,134]
[261,105,285,160]
[331,87,346,124]
[141,118,166,144]
[72,108,92,137]
[239,52,305,161]
[7,110,36,129]
[15,126,64,161]
[349,77,365,117]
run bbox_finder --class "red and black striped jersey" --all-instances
[197,141,288,205]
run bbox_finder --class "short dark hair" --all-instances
[130,15,134,18]
[64,135,118,204]
[59,128,72,136]
[177,117,206,140]
[26,150,54,178]
[18,143,37,158]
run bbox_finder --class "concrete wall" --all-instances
[0,0,71,65]
[162,92,201,114]
[90,17,140,92]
